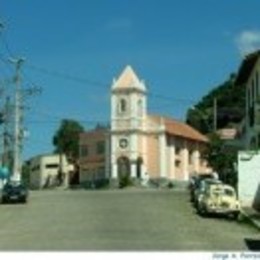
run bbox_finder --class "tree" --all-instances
[186,74,244,189]
[186,74,245,134]
[22,161,30,187]
[53,119,85,186]
[53,119,85,159]
[203,133,238,189]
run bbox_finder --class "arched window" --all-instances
[137,99,143,116]
[119,99,127,113]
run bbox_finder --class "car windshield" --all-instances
[212,186,234,197]
[4,182,25,189]
[223,188,234,196]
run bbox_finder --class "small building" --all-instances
[29,154,74,189]
[79,129,110,187]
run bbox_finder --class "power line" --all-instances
[27,107,108,122]
[26,63,109,89]
[0,20,197,109]
[25,118,109,127]
[0,27,197,106]
[26,63,197,105]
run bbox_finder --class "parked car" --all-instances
[193,178,222,209]
[189,173,213,202]
[1,181,28,203]
[197,183,240,219]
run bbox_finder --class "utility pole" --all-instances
[213,98,217,132]
[3,96,11,168]
[9,58,25,182]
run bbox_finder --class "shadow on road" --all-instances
[244,238,260,251]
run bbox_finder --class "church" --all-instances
[79,66,210,186]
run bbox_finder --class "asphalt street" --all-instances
[0,188,258,251]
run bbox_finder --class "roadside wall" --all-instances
[238,151,260,210]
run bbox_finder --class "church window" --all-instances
[175,159,181,168]
[119,98,127,113]
[80,145,88,157]
[96,141,105,155]
[175,147,181,155]
[138,99,143,116]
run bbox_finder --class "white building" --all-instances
[235,50,260,149]
[238,151,260,209]
[110,65,210,184]
[235,50,260,210]
[29,154,74,189]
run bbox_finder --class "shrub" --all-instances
[119,175,133,188]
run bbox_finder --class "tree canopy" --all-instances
[203,133,238,188]
[186,74,245,134]
[53,119,85,160]
[185,74,245,188]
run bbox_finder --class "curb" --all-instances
[240,209,260,231]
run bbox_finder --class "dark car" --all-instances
[1,181,28,203]
[189,173,213,203]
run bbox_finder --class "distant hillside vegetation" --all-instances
[186,74,245,134]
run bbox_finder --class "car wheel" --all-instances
[21,198,27,204]
[197,205,205,217]
[231,212,239,220]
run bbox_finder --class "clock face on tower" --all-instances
[119,138,128,149]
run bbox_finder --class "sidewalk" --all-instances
[241,207,260,231]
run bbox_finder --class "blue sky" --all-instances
[1,0,260,160]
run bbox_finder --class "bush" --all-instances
[167,182,174,189]
[119,175,133,188]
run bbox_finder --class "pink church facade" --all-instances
[79,66,210,185]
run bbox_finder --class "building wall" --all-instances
[146,134,160,178]
[166,136,176,180]
[80,162,105,183]
[79,130,108,184]
[29,154,73,189]
[29,158,41,189]
[238,151,260,208]
[245,59,260,149]
[163,136,209,182]
[173,137,184,180]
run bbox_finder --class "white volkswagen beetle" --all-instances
[197,183,240,219]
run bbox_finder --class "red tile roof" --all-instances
[148,115,208,142]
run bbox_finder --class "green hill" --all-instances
[186,74,245,134]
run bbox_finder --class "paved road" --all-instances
[0,189,258,251]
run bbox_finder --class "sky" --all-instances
[1,0,260,160]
